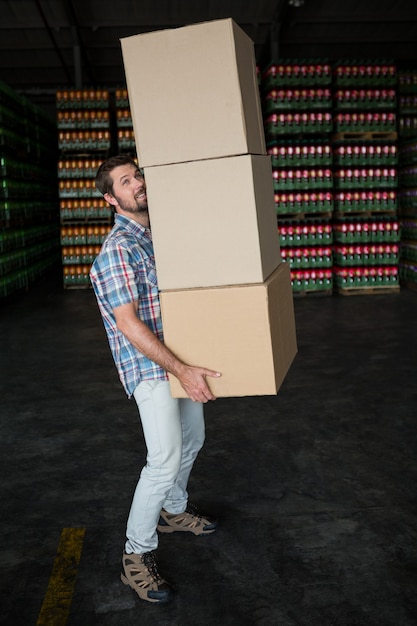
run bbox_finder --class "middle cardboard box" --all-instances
[145,153,281,291]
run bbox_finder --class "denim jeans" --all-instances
[125,379,205,554]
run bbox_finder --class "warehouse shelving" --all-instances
[56,89,113,288]
[115,88,136,154]
[261,60,334,295]
[331,60,400,295]
[397,69,417,291]
[0,80,60,298]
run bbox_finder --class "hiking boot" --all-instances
[121,551,173,604]
[157,503,218,535]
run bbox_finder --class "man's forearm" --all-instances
[116,310,186,378]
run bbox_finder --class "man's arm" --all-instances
[113,301,221,402]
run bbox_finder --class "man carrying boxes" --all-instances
[90,17,297,605]
[90,154,221,604]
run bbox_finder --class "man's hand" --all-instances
[177,365,222,403]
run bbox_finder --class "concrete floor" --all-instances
[1,271,417,626]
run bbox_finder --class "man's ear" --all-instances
[104,192,117,208]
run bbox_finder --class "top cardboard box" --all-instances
[120,18,266,167]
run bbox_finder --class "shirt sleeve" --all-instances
[90,241,141,310]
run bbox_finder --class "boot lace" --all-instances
[142,552,163,583]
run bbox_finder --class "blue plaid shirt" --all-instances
[90,213,168,397]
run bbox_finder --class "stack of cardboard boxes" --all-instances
[121,18,297,398]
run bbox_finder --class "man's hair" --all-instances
[95,154,138,196]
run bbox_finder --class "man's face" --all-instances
[105,163,148,216]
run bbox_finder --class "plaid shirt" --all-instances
[90,213,168,397]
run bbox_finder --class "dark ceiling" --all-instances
[1,0,417,111]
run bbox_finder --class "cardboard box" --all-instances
[145,154,281,290]
[120,18,266,167]
[160,262,297,398]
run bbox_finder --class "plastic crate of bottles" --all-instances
[115,88,130,108]
[334,112,396,133]
[58,158,103,179]
[60,225,111,246]
[333,62,396,87]
[332,218,400,244]
[275,191,333,215]
[291,268,333,292]
[60,199,112,221]
[268,141,332,168]
[278,220,333,246]
[263,88,332,114]
[57,110,110,130]
[332,143,397,167]
[333,190,397,213]
[56,89,109,110]
[262,61,332,90]
[62,245,101,265]
[398,71,417,94]
[334,266,399,288]
[333,167,397,189]
[117,129,136,151]
[116,109,133,128]
[273,168,332,191]
[63,264,92,287]
[58,179,102,199]
[281,246,332,269]
[334,89,396,110]
[58,130,111,152]
[265,112,333,136]
[399,117,417,136]
[333,244,399,266]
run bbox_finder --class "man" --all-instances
[90,154,221,604]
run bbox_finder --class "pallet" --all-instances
[63,283,92,290]
[333,209,397,219]
[293,288,333,298]
[60,217,113,224]
[277,211,333,221]
[332,131,398,142]
[335,285,400,296]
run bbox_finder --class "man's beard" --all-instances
[115,193,148,215]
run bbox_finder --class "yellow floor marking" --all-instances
[36,527,86,626]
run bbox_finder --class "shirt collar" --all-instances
[114,213,151,240]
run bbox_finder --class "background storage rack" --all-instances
[331,60,399,294]
[56,89,113,288]
[261,60,334,295]
[1,80,60,299]
[397,69,417,290]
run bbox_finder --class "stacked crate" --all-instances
[115,88,136,154]
[0,80,59,298]
[56,89,113,287]
[397,70,417,290]
[332,61,400,293]
[121,19,297,398]
[261,60,334,294]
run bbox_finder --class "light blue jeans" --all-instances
[125,379,205,554]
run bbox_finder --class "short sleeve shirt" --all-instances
[90,213,168,397]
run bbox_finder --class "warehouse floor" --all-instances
[1,270,417,626]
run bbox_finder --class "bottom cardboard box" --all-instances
[160,262,297,398]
